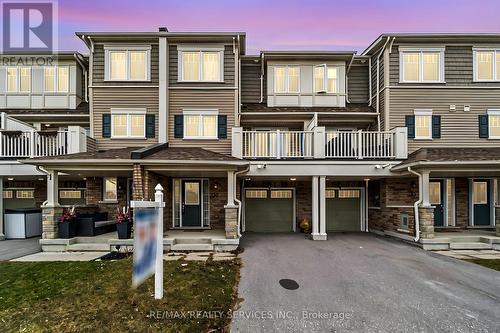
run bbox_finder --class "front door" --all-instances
[182,180,202,227]
[430,180,444,227]
[472,180,491,226]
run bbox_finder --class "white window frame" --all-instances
[44,66,69,93]
[473,48,500,82]
[273,65,300,94]
[6,66,31,93]
[414,110,433,140]
[104,45,151,81]
[182,109,219,140]
[110,108,146,138]
[487,110,500,139]
[178,45,224,83]
[314,64,339,93]
[399,47,445,83]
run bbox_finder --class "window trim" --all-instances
[414,109,433,140]
[487,110,500,139]
[182,109,219,140]
[43,66,70,93]
[314,64,339,94]
[273,65,301,94]
[6,66,31,93]
[177,46,225,83]
[473,48,500,82]
[399,47,445,83]
[110,108,146,138]
[104,45,151,82]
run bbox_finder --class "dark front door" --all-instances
[182,180,202,227]
[473,180,491,226]
[430,180,444,227]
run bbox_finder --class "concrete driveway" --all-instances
[0,238,41,261]
[231,233,500,333]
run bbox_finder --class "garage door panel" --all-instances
[326,189,361,232]
[245,189,294,232]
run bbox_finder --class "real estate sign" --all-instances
[132,207,158,288]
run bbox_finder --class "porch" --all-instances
[422,229,500,251]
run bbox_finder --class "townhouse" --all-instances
[1,29,499,251]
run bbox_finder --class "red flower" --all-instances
[59,208,76,223]
[117,207,130,224]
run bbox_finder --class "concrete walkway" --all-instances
[435,249,500,260]
[12,251,108,261]
[0,238,41,261]
[232,233,500,333]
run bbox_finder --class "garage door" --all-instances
[244,189,294,232]
[326,189,361,232]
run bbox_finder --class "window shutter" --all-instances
[218,115,227,139]
[405,115,415,139]
[432,115,441,138]
[174,115,183,138]
[102,114,111,138]
[479,115,489,138]
[145,114,155,138]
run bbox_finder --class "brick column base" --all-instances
[224,205,238,239]
[42,206,63,239]
[495,207,500,237]
[419,206,435,239]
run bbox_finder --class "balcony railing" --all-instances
[232,127,408,160]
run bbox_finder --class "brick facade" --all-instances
[454,177,469,228]
[85,177,127,220]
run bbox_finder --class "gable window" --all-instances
[183,110,218,139]
[44,67,69,92]
[6,67,30,92]
[414,110,432,139]
[111,108,146,138]
[399,48,444,83]
[314,65,338,93]
[103,177,117,201]
[105,47,150,81]
[474,49,500,81]
[274,66,300,93]
[179,49,223,82]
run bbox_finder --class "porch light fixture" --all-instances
[7,177,14,181]
[290,178,297,181]
[257,164,266,169]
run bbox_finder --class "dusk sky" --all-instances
[58,0,500,54]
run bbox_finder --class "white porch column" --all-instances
[0,177,4,240]
[46,170,60,207]
[318,176,327,239]
[421,170,430,207]
[227,170,235,206]
[311,176,320,239]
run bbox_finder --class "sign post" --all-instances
[130,184,165,299]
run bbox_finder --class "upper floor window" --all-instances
[179,49,223,82]
[183,110,218,139]
[314,65,338,93]
[487,110,500,139]
[399,48,444,83]
[474,49,500,81]
[6,67,30,92]
[414,110,432,139]
[105,46,150,81]
[44,67,69,92]
[111,108,146,138]
[274,66,300,93]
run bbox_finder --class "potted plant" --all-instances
[116,207,132,239]
[58,206,77,238]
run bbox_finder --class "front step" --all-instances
[170,238,213,251]
[449,242,492,250]
[67,243,110,252]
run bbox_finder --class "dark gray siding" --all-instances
[169,44,235,87]
[347,64,369,103]
[370,53,384,101]
[241,60,262,103]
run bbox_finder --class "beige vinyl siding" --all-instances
[92,43,159,86]
[389,88,500,152]
[241,59,263,103]
[347,64,369,103]
[168,89,234,154]
[169,44,235,87]
[93,87,159,150]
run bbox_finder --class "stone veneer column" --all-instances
[418,206,435,239]
[495,207,500,237]
[133,164,144,200]
[42,206,63,239]
[224,205,238,239]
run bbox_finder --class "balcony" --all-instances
[232,127,408,160]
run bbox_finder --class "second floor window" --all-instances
[314,65,338,93]
[44,67,69,92]
[180,50,222,82]
[474,50,500,81]
[183,110,218,139]
[400,49,444,83]
[111,109,146,138]
[274,66,300,93]
[488,111,500,139]
[105,47,150,81]
[414,110,432,139]
[7,67,30,93]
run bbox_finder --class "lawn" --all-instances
[464,259,500,272]
[0,257,240,332]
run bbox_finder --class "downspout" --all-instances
[368,57,372,106]
[74,53,88,102]
[87,36,95,137]
[259,53,264,103]
[36,166,49,206]
[345,54,355,104]
[233,165,250,237]
[376,36,390,131]
[407,167,422,242]
[237,35,242,125]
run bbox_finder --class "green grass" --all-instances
[0,257,240,332]
[464,259,500,272]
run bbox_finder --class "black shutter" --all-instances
[174,115,183,138]
[145,114,155,138]
[102,114,111,138]
[405,115,415,139]
[432,115,441,138]
[479,115,489,138]
[218,115,227,139]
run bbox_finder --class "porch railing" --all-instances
[325,130,395,159]
[242,130,313,159]
[0,130,68,158]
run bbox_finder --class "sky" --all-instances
[57,0,500,54]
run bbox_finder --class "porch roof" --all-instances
[392,147,500,171]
